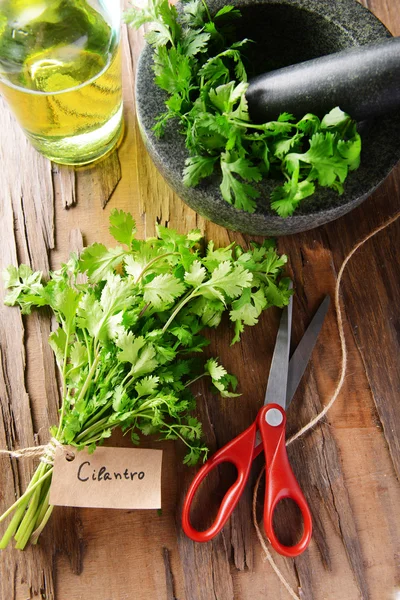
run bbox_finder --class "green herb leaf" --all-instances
[205,358,227,381]
[220,154,261,212]
[109,209,137,246]
[143,274,186,308]
[183,155,218,187]
[79,243,126,283]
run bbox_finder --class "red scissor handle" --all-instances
[257,404,313,557]
[182,421,262,542]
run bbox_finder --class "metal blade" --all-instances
[285,295,330,409]
[264,293,293,409]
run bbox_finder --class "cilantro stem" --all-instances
[121,369,134,388]
[56,323,72,438]
[30,502,54,545]
[161,421,206,456]
[82,329,92,368]
[201,0,212,23]
[33,484,51,529]
[72,353,101,410]
[227,117,295,131]
[82,401,113,430]
[0,467,52,526]
[0,462,51,549]
[162,271,227,333]
[200,76,206,112]
[73,435,110,446]
[14,487,41,549]
[184,373,206,387]
[162,289,198,333]
[138,302,150,319]
[135,252,180,283]
[61,330,69,399]
[75,415,110,443]
[0,499,29,549]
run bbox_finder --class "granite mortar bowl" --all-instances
[136,0,400,236]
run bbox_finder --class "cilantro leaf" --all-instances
[77,293,104,338]
[230,288,267,326]
[153,46,192,97]
[116,332,147,364]
[100,273,136,314]
[320,106,349,130]
[125,0,180,47]
[184,260,206,286]
[337,133,362,170]
[199,261,253,301]
[47,284,80,331]
[271,179,315,217]
[214,6,242,20]
[306,132,348,185]
[220,154,261,212]
[135,376,160,397]
[79,243,126,283]
[49,328,68,365]
[183,155,218,187]
[109,209,137,246]
[131,345,158,378]
[205,358,227,381]
[181,28,211,57]
[181,0,207,28]
[3,265,47,313]
[209,81,248,113]
[143,274,186,308]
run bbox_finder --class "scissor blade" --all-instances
[254,294,330,450]
[285,295,330,409]
[264,294,293,409]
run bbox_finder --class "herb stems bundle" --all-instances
[126,0,361,216]
[0,210,291,548]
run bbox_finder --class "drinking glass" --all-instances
[0,0,123,165]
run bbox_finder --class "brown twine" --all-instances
[0,437,67,466]
[252,210,400,600]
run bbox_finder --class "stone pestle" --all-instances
[246,37,400,123]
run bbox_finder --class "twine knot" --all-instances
[0,437,72,466]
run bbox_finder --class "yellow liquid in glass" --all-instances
[0,0,123,165]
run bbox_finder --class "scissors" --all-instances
[182,292,330,557]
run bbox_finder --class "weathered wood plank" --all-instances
[0,102,56,600]
[76,149,122,209]
[0,100,87,600]
[162,547,177,600]
[52,165,76,210]
[322,169,400,480]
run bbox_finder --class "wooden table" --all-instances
[1,1,399,598]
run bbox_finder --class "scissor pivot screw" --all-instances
[265,408,283,427]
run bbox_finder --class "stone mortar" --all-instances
[136,0,400,236]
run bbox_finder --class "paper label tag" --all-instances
[49,446,162,509]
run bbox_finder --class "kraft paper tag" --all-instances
[49,446,162,509]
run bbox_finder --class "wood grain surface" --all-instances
[1,1,399,599]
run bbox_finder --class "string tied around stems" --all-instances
[0,437,74,466]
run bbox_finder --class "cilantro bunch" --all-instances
[0,210,290,549]
[126,0,361,216]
